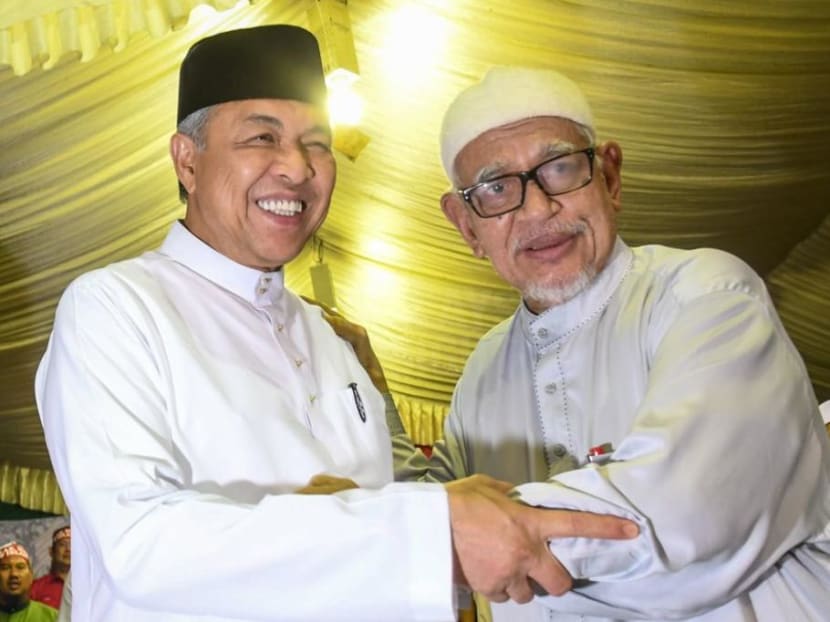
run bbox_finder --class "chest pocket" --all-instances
[313,382,393,488]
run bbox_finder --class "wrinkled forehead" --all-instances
[454,116,588,182]
[209,98,332,136]
[440,66,594,180]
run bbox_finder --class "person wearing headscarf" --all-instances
[0,542,58,622]
[29,527,69,610]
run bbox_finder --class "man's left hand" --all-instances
[295,473,359,495]
[303,296,389,392]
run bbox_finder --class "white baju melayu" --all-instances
[35,222,454,622]
[427,238,830,621]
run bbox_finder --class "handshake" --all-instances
[445,475,638,605]
[298,471,639,606]
[296,474,639,603]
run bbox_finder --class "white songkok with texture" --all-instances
[439,66,595,181]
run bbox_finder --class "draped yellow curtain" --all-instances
[0,460,67,515]
[1,0,828,513]
[0,0,256,76]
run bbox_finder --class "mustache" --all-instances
[512,221,586,253]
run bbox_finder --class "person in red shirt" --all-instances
[29,528,69,610]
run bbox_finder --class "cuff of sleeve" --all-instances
[383,482,457,620]
[515,482,652,581]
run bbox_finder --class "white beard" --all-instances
[522,264,597,310]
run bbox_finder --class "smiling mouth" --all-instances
[517,222,587,254]
[529,238,567,251]
[256,199,304,216]
[523,233,573,253]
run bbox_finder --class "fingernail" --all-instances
[623,523,639,538]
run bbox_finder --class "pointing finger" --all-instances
[526,507,639,541]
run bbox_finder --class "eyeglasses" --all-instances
[458,147,595,218]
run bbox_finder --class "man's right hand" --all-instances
[445,474,638,604]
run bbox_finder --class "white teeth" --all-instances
[256,199,303,216]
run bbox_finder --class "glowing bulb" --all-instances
[328,82,363,126]
[188,1,254,28]
[379,4,448,88]
[365,238,398,262]
[351,263,400,325]
[188,4,219,21]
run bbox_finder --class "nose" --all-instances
[270,142,314,186]
[520,178,562,219]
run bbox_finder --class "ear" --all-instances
[170,133,198,197]
[440,191,486,258]
[597,141,623,212]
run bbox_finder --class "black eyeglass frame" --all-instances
[457,147,596,218]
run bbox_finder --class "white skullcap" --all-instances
[439,66,594,180]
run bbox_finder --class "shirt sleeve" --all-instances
[35,276,455,621]
[389,407,466,486]
[423,416,469,483]
[515,288,830,618]
[383,390,428,482]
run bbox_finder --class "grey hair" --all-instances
[575,122,596,147]
[175,106,214,202]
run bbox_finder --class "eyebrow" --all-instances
[303,123,333,141]
[243,114,331,140]
[473,140,579,183]
[474,162,508,184]
[244,114,283,130]
[540,140,577,159]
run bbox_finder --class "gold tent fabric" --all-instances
[1,0,829,513]
[0,0,250,76]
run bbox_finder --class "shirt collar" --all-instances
[159,221,285,306]
[519,236,633,349]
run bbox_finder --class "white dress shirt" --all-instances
[35,222,454,622]
[428,238,830,621]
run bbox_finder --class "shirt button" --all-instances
[276,324,285,332]
[551,444,567,458]
[257,287,267,295]
[295,359,304,368]
[537,327,549,338]
[544,382,557,394]
[309,394,316,404]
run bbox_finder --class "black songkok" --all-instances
[177,24,327,124]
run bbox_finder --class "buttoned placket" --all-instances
[531,319,577,478]
[255,274,320,434]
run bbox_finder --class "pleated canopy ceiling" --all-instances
[1,0,828,513]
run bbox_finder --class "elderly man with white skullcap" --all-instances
[423,66,830,620]
[0,542,57,622]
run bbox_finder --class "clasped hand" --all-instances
[445,474,638,604]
